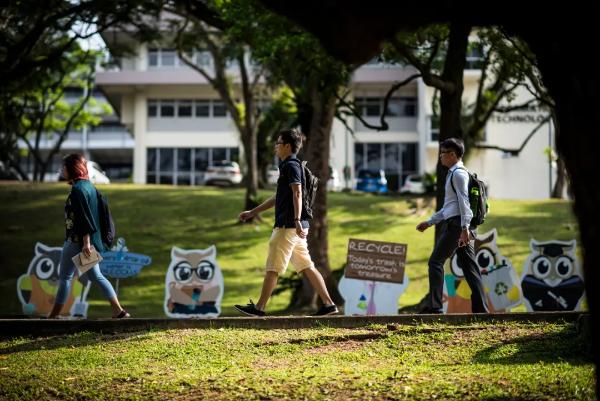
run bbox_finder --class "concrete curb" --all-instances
[0,312,588,339]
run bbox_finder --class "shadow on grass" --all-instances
[0,330,152,355]
[471,324,591,366]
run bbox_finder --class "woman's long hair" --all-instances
[63,153,89,183]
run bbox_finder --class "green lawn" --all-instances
[0,182,580,317]
[0,321,595,400]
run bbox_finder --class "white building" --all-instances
[96,32,558,199]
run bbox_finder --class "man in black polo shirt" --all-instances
[235,129,338,316]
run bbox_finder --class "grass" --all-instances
[0,182,581,317]
[0,321,595,400]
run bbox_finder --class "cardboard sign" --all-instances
[344,238,407,283]
[339,274,409,316]
[16,242,91,317]
[100,238,152,279]
[521,239,585,311]
[164,245,224,318]
[444,229,522,313]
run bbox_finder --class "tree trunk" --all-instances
[434,22,471,237]
[521,25,599,387]
[243,128,260,211]
[552,156,567,199]
[289,85,344,309]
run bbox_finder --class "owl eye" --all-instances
[173,262,193,283]
[450,254,464,278]
[476,249,496,271]
[555,256,574,278]
[35,257,55,280]
[196,261,215,282]
[532,257,552,279]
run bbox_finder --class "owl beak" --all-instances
[544,278,562,287]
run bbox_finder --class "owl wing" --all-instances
[17,274,33,304]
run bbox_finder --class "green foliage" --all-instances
[423,171,437,193]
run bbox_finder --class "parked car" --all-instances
[204,160,242,186]
[57,161,110,184]
[400,174,426,194]
[355,169,388,193]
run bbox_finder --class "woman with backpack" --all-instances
[47,154,129,319]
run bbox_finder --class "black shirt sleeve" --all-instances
[71,187,98,236]
[285,160,302,186]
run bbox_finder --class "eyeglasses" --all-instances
[275,141,285,146]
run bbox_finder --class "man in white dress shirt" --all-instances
[416,138,488,314]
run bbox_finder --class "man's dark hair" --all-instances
[440,137,465,158]
[278,128,305,153]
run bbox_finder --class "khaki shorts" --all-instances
[266,228,315,274]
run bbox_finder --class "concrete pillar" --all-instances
[133,92,147,184]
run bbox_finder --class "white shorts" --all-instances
[265,228,315,274]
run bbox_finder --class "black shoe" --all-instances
[312,304,339,316]
[234,300,266,317]
[417,307,444,314]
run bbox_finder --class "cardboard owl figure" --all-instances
[521,239,585,311]
[444,229,522,313]
[16,242,91,317]
[338,272,409,316]
[164,245,224,318]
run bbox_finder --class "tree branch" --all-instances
[474,115,551,155]
[336,73,421,131]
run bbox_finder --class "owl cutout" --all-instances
[521,239,585,311]
[444,229,521,313]
[164,245,224,318]
[338,272,409,316]
[16,242,91,317]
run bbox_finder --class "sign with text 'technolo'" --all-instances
[345,238,407,284]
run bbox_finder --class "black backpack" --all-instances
[450,167,489,227]
[290,159,319,220]
[96,189,116,249]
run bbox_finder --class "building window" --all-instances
[147,99,234,120]
[195,100,210,117]
[148,101,158,117]
[177,100,193,117]
[195,50,212,67]
[148,48,159,67]
[160,100,175,117]
[146,147,239,186]
[161,49,176,67]
[212,101,227,117]
[354,142,419,192]
[212,148,227,164]
[355,97,381,117]
[429,116,440,142]
[356,97,417,118]
[466,43,485,70]
[146,148,157,184]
